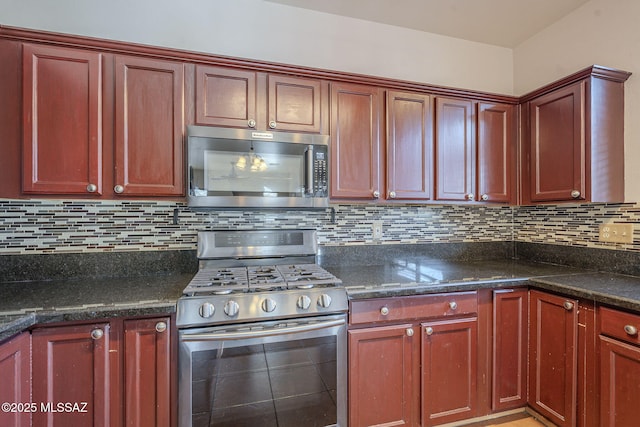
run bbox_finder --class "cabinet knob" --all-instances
[624,325,638,336]
[380,306,389,316]
[571,190,581,199]
[91,328,104,340]
[86,183,98,193]
[372,190,380,199]
[481,194,489,201]
[388,191,396,199]
[563,301,574,311]
[155,321,167,333]
[449,301,458,310]
[247,119,256,128]
[425,326,434,336]
[406,328,414,337]
[114,185,124,194]
[466,193,474,201]
[269,120,277,129]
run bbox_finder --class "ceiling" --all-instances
[265,0,591,48]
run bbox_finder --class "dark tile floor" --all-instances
[191,336,337,427]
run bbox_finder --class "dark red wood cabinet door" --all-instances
[492,289,527,411]
[528,290,578,427]
[435,97,474,201]
[599,335,640,427]
[0,332,31,427]
[267,74,323,133]
[114,56,184,196]
[529,82,585,202]
[330,82,381,200]
[124,317,172,427]
[22,43,103,195]
[195,65,257,128]
[386,90,433,201]
[477,102,515,203]
[32,323,111,427]
[421,317,478,426]
[348,324,415,427]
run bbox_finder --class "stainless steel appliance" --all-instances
[177,230,347,427]
[187,126,330,208]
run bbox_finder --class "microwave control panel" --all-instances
[313,151,328,196]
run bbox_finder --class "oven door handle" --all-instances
[181,318,345,341]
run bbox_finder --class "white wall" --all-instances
[514,0,640,201]
[0,0,513,94]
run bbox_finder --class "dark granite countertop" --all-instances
[326,259,640,312]
[0,273,192,342]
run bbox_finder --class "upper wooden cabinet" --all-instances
[195,65,327,133]
[435,97,475,202]
[330,82,382,200]
[386,91,433,201]
[477,102,516,204]
[114,55,185,197]
[22,43,103,195]
[520,67,631,204]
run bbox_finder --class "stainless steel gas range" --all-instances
[177,229,347,427]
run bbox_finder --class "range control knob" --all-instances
[317,294,332,309]
[261,298,277,313]
[297,295,312,310]
[199,302,215,318]
[224,300,240,317]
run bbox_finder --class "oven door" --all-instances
[179,314,347,427]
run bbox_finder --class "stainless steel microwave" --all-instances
[187,126,330,208]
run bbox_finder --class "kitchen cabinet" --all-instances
[348,291,478,427]
[348,324,416,427]
[330,82,383,200]
[492,289,527,412]
[32,322,113,427]
[22,43,103,195]
[386,90,433,201]
[434,97,474,202]
[114,55,185,197]
[520,66,631,204]
[528,290,578,427]
[0,332,31,427]
[421,317,477,426]
[123,317,172,427]
[477,102,516,204]
[598,306,640,427]
[195,65,327,133]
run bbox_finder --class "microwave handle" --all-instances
[305,145,314,195]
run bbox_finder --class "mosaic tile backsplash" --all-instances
[0,199,639,255]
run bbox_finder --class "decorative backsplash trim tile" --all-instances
[0,199,514,254]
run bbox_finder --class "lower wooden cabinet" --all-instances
[421,317,477,426]
[29,315,174,427]
[528,290,579,427]
[348,292,478,427]
[0,332,31,427]
[598,306,640,427]
[348,323,416,427]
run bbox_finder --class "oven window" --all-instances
[191,336,337,427]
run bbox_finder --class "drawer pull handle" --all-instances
[155,321,167,333]
[91,328,104,340]
[380,306,389,316]
[406,328,414,337]
[449,301,458,310]
[425,326,434,336]
[563,301,574,311]
[624,325,638,336]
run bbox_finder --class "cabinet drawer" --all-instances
[600,306,640,346]
[350,291,477,325]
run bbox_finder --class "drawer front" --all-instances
[350,291,477,325]
[600,306,640,346]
